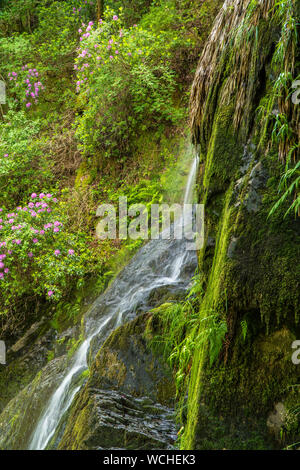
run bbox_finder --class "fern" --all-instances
[269,145,300,218]
[197,312,227,367]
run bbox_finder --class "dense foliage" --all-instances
[0,0,204,319]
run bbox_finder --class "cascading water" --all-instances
[28,155,199,450]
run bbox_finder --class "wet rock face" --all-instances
[59,314,177,450]
[234,160,269,213]
[0,320,55,414]
[59,390,176,450]
[0,356,68,450]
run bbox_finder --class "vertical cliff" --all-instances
[184,0,299,449]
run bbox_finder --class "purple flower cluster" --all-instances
[0,194,76,297]
[79,20,94,42]
[8,65,44,108]
[75,14,129,94]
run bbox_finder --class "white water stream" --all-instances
[29,156,199,450]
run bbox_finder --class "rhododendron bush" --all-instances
[75,7,184,159]
[0,192,102,312]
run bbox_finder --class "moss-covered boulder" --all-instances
[192,328,299,449]
[58,313,177,450]
[0,355,68,450]
[0,316,55,414]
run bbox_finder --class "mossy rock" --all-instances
[182,0,300,449]
[0,317,55,414]
[58,313,177,450]
[192,328,300,449]
[0,355,69,450]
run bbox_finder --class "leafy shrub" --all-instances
[0,192,103,314]
[0,0,38,36]
[0,34,32,79]
[75,7,183,160]
[0,111,53,207]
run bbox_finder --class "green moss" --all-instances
[190,327,299,449]
[180,0,300,450]
[181,153,299,448]
[202,105,242,195]
[182,187,234,449]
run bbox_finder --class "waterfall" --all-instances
[184,155,199,205]
[28,155,199,450]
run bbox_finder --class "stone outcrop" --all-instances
[58,314,177,450]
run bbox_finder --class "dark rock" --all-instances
[0,356,69,450]
[58,314,177,450]
[227,236,239,258]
